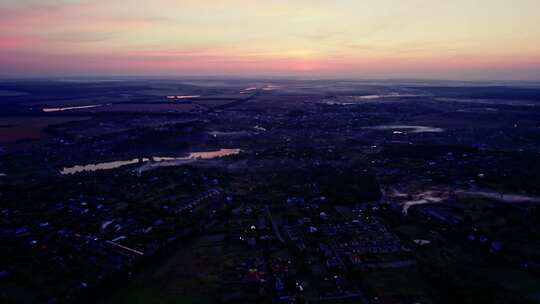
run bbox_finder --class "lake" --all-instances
[61,149,241,175]
[43,104,104,113]
[364,125,445,133]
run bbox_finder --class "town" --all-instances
[1,78,540,303]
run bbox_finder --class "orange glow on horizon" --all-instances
[0,0,539,80]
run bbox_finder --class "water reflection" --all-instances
[364,125,444,133]
[456,190,540,203]
[43,104,104,113]
[357,93,423,100]
[61,149,241,175]
[399,188,540,215]
[262,85,280,91]
[61,159,144,175]
[240,87,257,94]
[401,191,445,215]
[166,95,201,100]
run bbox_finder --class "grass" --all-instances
[99,234,268,304]
[0,116,88,143]
[100,237,226,304]
[359,268,436,303]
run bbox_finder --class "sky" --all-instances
[1,0,539,80]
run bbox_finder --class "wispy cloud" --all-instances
[0,0,539,80]
[51,31,115,43]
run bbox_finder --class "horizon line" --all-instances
[1,75,539,84]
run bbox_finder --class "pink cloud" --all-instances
[0,5,67,29]
[0,36,42,49]
[1,45,539,80]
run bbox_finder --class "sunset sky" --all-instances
[1,0,539,80]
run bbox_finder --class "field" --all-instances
[0,116,88,143]
[102,235,257,304]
